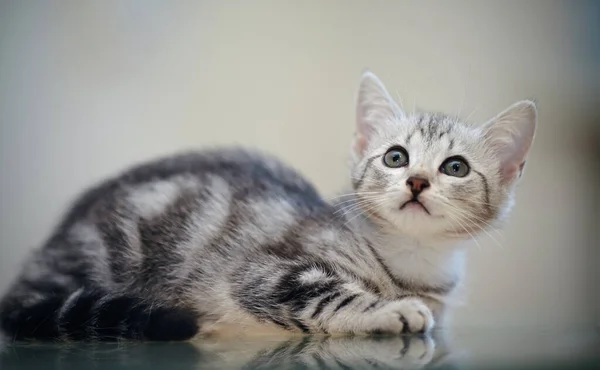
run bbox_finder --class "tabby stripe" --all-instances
[427,117,436,141]
[274,262,340,312]
[333,294,359,313]
[279,280,338,312]
[311,291,342,319]
[290,318,310,333]
[270,317,291,330]
[352,154,381,190]
[473,169,491,216]
[363,299,380,312]
[337,265,382,295]
[358,278,381,295]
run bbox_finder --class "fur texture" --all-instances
[0,71,536,341]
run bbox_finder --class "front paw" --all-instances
[366,298,434,334]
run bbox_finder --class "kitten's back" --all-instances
[60,148,323,227]
[0,148,327,341]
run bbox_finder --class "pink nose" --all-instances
[406,177,430,195]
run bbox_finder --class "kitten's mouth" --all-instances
[400,198,431,215]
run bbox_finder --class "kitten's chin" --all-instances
[397,197,447,220]
[373,210,453,241]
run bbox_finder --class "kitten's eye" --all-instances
[383,147,409,168]
[440,156,470,177]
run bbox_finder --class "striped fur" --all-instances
[0,71,536,341]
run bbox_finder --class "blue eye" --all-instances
[440,156,470,177]
[383,147,409,168]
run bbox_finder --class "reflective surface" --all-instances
[1,328,599,369]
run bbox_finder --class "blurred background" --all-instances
[0,0,598,335]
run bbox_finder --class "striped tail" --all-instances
[0,288,199,341]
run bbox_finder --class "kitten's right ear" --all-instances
[354,70,405,157]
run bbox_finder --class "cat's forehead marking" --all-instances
[405,113,455,151]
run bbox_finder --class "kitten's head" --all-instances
[350,71,536,242]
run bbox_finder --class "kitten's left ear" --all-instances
[354,70,405,157]
[482,100,537,184]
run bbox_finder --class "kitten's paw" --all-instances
[366,298,434,334]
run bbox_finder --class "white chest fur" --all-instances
[371,235,467,293]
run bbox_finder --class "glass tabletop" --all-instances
[1,327,599,369]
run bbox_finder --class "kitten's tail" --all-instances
[0,287,199,341]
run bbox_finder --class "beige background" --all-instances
[1,1,598,330]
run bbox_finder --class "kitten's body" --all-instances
[0,72,536,341]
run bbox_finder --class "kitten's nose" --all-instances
[406,177,430,196]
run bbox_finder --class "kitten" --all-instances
[0,71,536,341]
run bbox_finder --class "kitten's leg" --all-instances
[235,263,434,334]
[0,284,200,341]
[302,284,434,335]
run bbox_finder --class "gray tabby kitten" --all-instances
[0,71,536,341]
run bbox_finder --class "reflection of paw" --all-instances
[234,334,443,370]
[316,334,438,370]
[399,335,436,365]
[366,298,434,334]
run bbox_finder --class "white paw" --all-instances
[366,298,434,334]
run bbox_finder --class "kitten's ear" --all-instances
[354,70,405,157]
[482,100,537,184]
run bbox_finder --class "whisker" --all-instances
[428,194,504,239]
[448,197,502,208]
[464,107,478,123]
[341,196,392,227]
[330,191,383,199]
[342,202,384,228]
[451,209,503,249]
[333,196,388,215]
[333,195,388,215]
[441,203,504,249]
[455,65,471,123]
[394,91,406,114]
[330,192,385,203]
[337,201,386,221]
[333,197,381,208]
[349,175,385,184]
[444,202,502,237]
[445,210,482,251]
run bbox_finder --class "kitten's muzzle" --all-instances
[401,177,432,214]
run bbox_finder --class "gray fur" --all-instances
[0,71,536,340]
